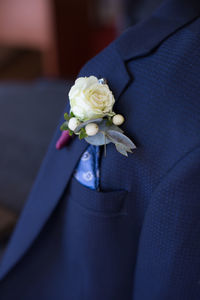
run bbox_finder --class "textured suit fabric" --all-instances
[1,0,200,299]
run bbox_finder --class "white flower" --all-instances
[69,76,115,121]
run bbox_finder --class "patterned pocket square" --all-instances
[73,145,100,191]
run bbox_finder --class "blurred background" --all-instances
[0,0,163,80]
[0,0,163,248]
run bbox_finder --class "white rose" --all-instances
[68,76,115,121]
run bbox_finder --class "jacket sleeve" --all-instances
[133,145,200,300]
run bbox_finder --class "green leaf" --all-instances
[64,113,70,121]
[70,111,75,118]
[106,130,136,150]
[84,120,123,146]
[60,121,69,131]
[102,121,124,134]
[85,130,111,146]
[79,128,88,139]
[68,129,74,136]
[115,144,128,157]
[106,118,113,126]
[98,119,124,133]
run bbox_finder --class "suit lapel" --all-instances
[0,48,131,280]
[116,0,200,61]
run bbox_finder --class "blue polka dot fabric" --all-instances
[73,145,100,190]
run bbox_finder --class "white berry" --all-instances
[85,123,99,136]
[112,114,125,126]
[68,117,80,131]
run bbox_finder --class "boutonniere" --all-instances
[60,76,136,156]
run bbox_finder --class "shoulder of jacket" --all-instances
[185,15,200,37]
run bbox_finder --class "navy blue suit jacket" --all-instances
[1,0,200,299]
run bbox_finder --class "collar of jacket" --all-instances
[116,0,200,61]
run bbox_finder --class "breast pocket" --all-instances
[68,176,128,217]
